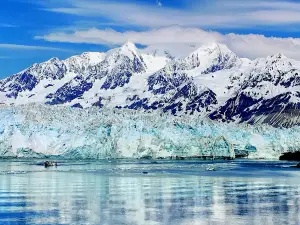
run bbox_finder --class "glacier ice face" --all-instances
[0,104,299,159]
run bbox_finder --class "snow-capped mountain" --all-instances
[210,53,300,127]
[1,42,300,127]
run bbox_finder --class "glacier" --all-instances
[0,103,299,159]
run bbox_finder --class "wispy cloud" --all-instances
[36,26,300,60]
[39,0,300,28]
[0,43,72,52]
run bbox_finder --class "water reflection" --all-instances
[0,161,300,225]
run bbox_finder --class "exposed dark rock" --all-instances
[279,151,300,161]
[46,76,93,104]
[44,161,57,168]
[71,103,83,109]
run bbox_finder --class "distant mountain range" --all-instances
[1,42,300,128]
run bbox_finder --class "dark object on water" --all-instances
[140,156,152,160]
[175,156,185,160]
[142,171,148,174]
[279,152,300,161]
[44,161,57,168]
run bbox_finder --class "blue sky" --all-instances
[1,0,300,78]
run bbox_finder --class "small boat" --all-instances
[44,161,57,168]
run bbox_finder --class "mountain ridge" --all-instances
[1,42,300,127]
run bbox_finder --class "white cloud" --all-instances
[0,44,72,52]
[40,0,300,28]
[32,0,300,60]
[35,26,300,60]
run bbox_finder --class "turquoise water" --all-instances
[0,160,300,225]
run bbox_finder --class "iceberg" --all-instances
[0,104,299,159]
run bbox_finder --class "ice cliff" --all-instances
[0,104,298,159]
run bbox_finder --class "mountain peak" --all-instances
[185,42,240,73]
[121,42,137,53]
[190,42,233,57]
[47,57,60,63]
[270,53,287,60]
[119,42,138,58]
[122,41,137,50]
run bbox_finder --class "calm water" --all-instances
[0,159,300,225]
